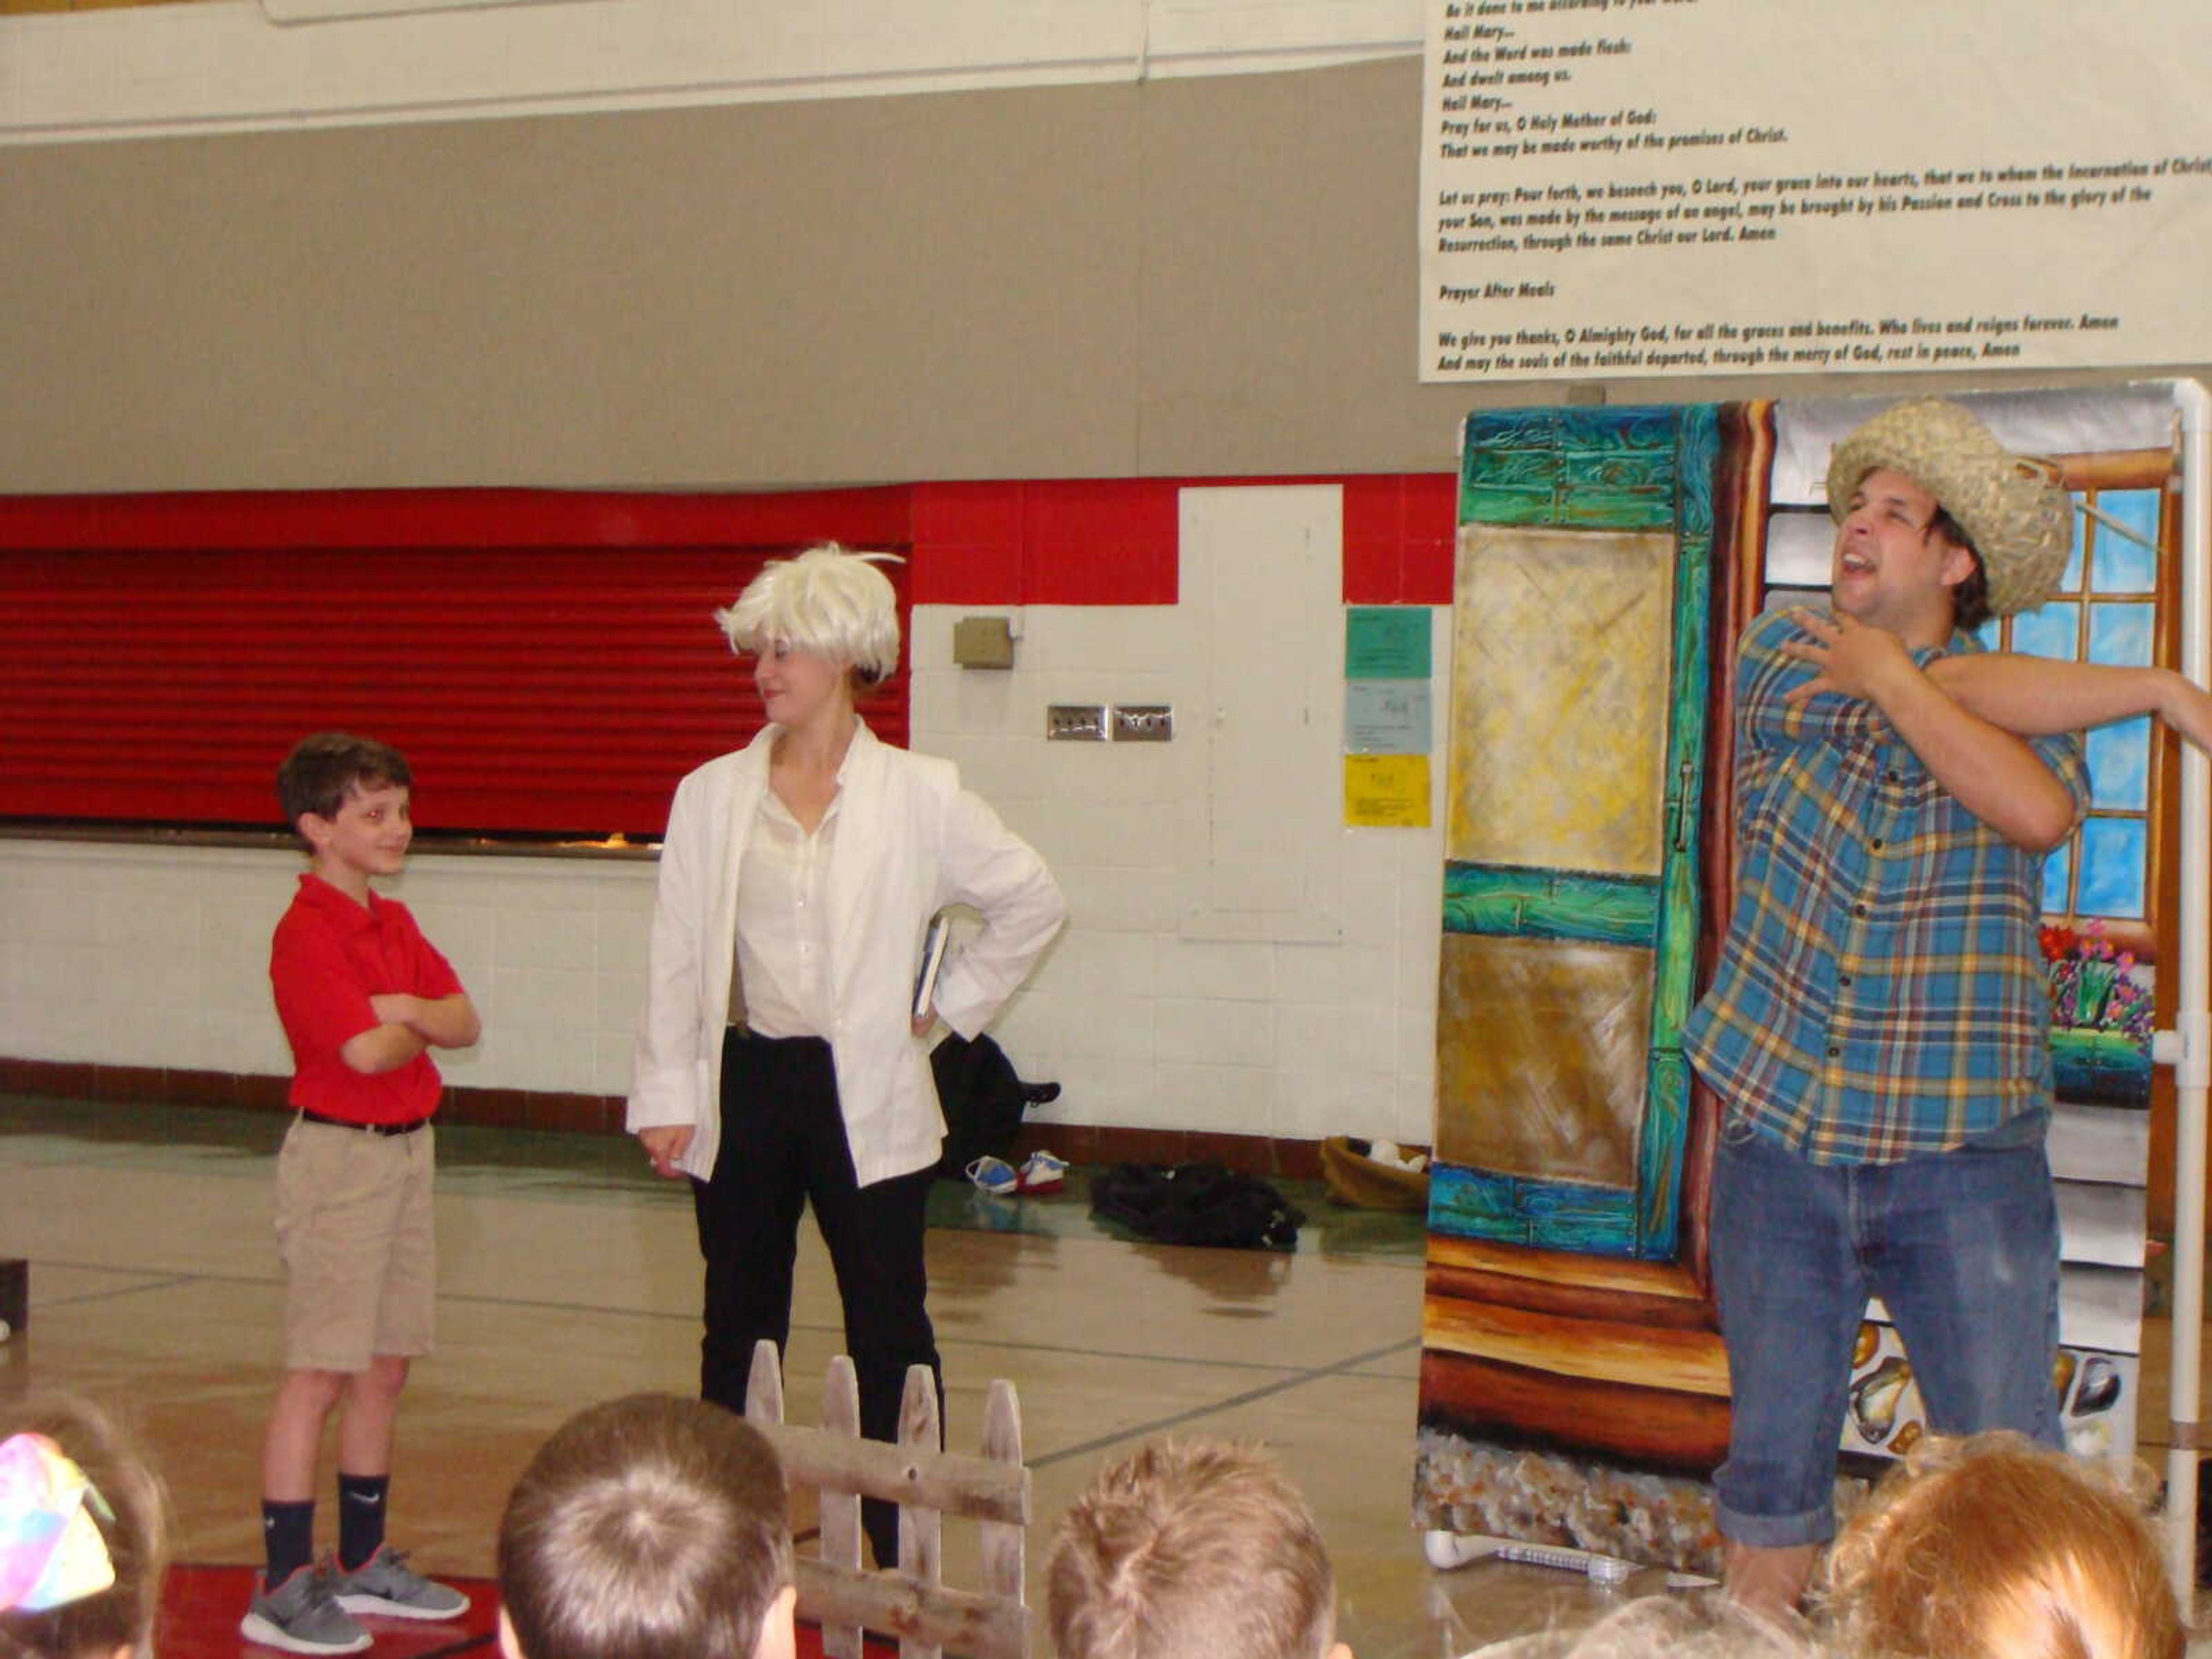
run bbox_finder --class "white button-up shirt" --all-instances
[734,785,842,1039]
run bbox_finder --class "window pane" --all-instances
[2088,603,2156,667]
[1763,512,1834,589]
[2090,490,2160,593]
[2078,819,2148,918]
[2043,839,2073,915]
[2086,717,2152,810]
[2012,603,2080,660]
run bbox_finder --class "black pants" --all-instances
[694,1027,941,1566]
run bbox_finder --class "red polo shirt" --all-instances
[269,873,465,1125]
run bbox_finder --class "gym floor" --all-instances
[0,1093,2201,1656]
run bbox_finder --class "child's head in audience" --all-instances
[498,1394,793,1659]
[1823,1431,2182,1659]
[1556,1596,1824,1658]
[0,1395,168,1659]
[1048,1438,1350,1659]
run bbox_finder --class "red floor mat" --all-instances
[164,1565,499,1659]
[163,1565,894,1659]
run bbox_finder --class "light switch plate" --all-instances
[1047,704,1107,741]
[1110,704,1173,742]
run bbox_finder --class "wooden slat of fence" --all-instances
[979,1381,1025,1619]
[746,1338,786,1425]
[896,1366,945,1659]
[820,1356,866,1659]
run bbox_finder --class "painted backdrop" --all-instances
[1415,388,2183,1573]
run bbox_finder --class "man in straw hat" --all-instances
[1681,396,2097,1619]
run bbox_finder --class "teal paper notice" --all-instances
[1344,607,1431,679]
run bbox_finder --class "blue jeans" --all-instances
[1710,1118,2061,1547]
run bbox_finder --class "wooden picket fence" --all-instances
[744,1339,1031,1659]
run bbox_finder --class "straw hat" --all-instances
[1825,398,2071,619]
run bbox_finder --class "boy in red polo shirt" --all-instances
[244,733,482,1655]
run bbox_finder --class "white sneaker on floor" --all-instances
[1016,1150,1068,1195]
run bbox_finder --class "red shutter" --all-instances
[0,491,912,839]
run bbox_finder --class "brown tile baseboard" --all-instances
[0,1056,625,1136]
[0,1055,1323,1173]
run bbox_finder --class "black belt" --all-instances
[299,1109,431,1137]
[726,1026,830,1053]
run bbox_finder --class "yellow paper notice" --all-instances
[1344,754,1431,828]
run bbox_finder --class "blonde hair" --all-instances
[1822,1433,2182,1659]
[0,1396,168,1659]
[498,1395,790,1659]
[714,545,902,686]
[1559,1596,1828,1659]
[1047,1439,1336,1659]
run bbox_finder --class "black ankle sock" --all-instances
[262,1499,315,1586]
[336,1473,390,1573]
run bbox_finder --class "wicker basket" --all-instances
[1320,1136,1431,1211]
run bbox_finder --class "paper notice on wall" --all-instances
[1419,0,2212,381]
[1346,606,1434,679]
[1346,682,1433,755]
[1346,754,1433,827]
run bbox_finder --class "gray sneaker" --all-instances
[240,1565,372,1655]
[331,1546,470,1620]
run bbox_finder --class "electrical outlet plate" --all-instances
[1110,704,1173,742]
[1047,704,1107,741]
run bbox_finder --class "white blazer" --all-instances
[627,722,1066,1187]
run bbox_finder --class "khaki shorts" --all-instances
[274,1117,436,1373]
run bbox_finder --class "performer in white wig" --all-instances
[627,546,1065,1566]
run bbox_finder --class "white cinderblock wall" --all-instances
[0,572,1446,1148]
[911,593,1447,1147]
[0,842,660,1101]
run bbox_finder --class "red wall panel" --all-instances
[910,480,1180,606]
[908,482,1028,605]
[1342,473,1457,605]
[1020,482,1180,605]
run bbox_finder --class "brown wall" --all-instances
[3,56,2203,494]
[0,62,1437,490]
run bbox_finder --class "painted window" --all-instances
[1976,487,2165,921]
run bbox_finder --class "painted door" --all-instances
[1430,406,1718,1261]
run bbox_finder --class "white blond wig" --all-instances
[714,545,903,686]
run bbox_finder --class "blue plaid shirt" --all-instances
[1681,607,2090,1165]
